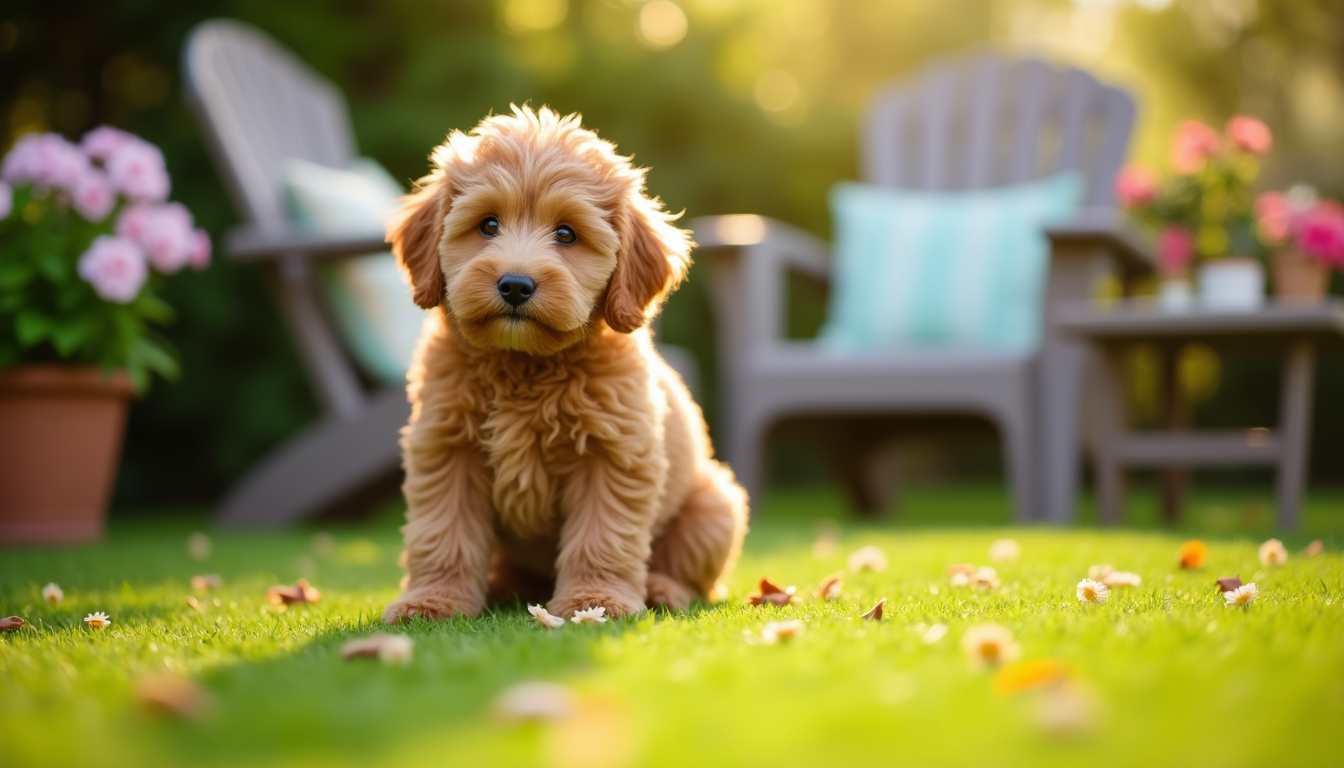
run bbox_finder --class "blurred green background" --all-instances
[2,0,1343,511]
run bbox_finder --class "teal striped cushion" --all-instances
[819,174,1082,351]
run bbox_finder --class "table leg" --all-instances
[1277,339,1315,530]
[1093,343,1128,526]
[1159,343,1189,524]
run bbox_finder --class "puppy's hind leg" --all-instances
[647,461,749,611]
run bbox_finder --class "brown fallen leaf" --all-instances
[1302,540,1324,558]
[134,675,212,720]
[266,578,321,605]
[745,578,800,607]
[0,615,26,631]
[861,598,886,621]
[1215,575,1243,593]
[185,596,204,613]
[816,573,844,600]
[190,574,222,592]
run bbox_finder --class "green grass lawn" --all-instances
[3,484,1343,768]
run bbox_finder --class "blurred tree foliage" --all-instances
[1,0,1341,508]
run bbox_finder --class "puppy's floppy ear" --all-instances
[604,194,693,333]
[386,171,447,309]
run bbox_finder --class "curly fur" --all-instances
[382,106,749,622]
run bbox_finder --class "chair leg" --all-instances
[216,387,409,527]
[725,410,770,517]
[993,406,1036,524]
[821,427,897,517]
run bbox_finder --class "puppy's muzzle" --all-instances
[496,273,536,308]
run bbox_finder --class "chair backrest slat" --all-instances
[863,51,1135,207]
[183,20,356,224]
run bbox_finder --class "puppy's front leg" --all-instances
[383,448,493,623]
[548,452,663,619]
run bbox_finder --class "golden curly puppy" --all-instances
[381,106,749,623]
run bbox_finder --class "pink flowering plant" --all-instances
[0,127,210,389]
[1114,116,1272,277]
[1254,186,1344,268]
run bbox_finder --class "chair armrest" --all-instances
[689,215,831,354]
[1044,208,1156,278]
[225,222,390,262]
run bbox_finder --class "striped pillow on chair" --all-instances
[819,174,1083,352]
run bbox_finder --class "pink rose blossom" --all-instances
[1114,165,1159,209]
[1296,200,1344,265]
[0,181,11,221]
[117,203,195,273]
[77,236,148,303]
[1226,116,1272,156]
[1255,191,1290,245]
[1170,120,1221,174]
[81,125,137,163]
[72,169,116,222]
[188,229,212,270]
[1158,226,1195,275]
[105,138,169,203]
[1,133,89,193]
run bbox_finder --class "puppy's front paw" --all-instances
[548,585,647,621]
[382,590,482,624]
[645,572,696,612]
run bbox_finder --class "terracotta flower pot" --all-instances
[0,366,133,544]
[1272,248,1330,303]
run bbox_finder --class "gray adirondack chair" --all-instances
[692,51,1154,523]
[183,20,410,527]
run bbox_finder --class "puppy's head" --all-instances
[387,105,691,356]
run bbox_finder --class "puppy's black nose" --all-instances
[496,273,536,307]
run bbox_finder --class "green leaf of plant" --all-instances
[15,310,52,346]
[130,336,181,381]
[134,291,176,324]
[49,315,91,357]
[0,261,35,290]
[38,250,68,282]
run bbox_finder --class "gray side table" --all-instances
[1056,299,1344,529]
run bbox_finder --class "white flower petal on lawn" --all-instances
[492,681,575,723]
[1258,539,1288,567]
[84,611,112,629]
[42,583,63,605]
[847,545,888,573]
[760,619,805,644]
[1224,582,1259,609]
[961,624,1019,668]
[988,538,1020,563]
[1087,564,1115,581]
[1076,579,1109,605]
[528,604,567,629]
[1103,571,1141,588]
[570,606,608,625]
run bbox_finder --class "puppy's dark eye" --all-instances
[555,224,577,245]
[479,217,500,237]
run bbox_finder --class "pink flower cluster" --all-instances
[1168,115,1271,174]
[1258,190,1344,265]
[1,127,211,304]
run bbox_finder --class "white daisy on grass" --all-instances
[760,619,806,644]
[961,624,1019,668]
[1258,539,1288,567]
[570,606,608,625]
[1076,579,1109,606]
[84,611,112,629]
[528,604,567,629]
[973,566,1001,590]
[377,634,414,664]
[1224,582,1259,609]
[42,583,63,605]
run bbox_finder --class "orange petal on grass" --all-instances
[816,573,844,600]
[134,675,212,720]
[266,578,321,605]
[992,659,1072,696]
[1302,540,1324,558]
[860,598,886,621]
[746,578,800,607]
[1215,575,1243,593]
[1178,540,1208,569]
[185,596,204,613]
[0,616,26,631]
